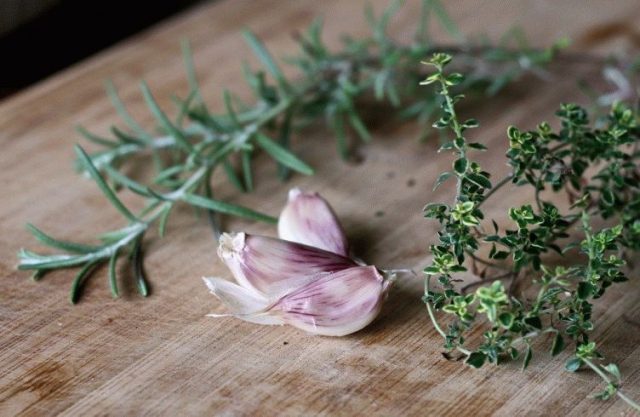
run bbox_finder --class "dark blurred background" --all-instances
[0,0,203,98]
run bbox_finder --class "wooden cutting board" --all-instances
[1,1,639,415]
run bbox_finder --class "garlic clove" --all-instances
[207,190,391,336]
[278,188,349,256]
[273,265,391,336]
[202,277,284,325]
[217,232,356,297]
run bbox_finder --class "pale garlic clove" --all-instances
[202,277,283,325]
[274,265,390,336]
[278,188,349,256]
[217,232,356,297]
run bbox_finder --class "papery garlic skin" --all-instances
[278,188,349,256]
[217,232,356,297]
[202,277,283,325]
[203,265,390,336]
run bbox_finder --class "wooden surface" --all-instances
[1,1,639,416]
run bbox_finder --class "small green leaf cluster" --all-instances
[422,56,640,410]
[482,202,570,271]
[507,102,640,250]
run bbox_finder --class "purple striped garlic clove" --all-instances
[278,188,349,256]
[217,232,356,297]
[203,265,391,336]
[274,265,390,336]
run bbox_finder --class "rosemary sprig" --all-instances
[18,144,277,302]
[422,53,640,410]
[18,0,560,302]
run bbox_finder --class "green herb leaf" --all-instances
[74,145,139,223]
[26,223,102,254]
[255,133,314,175]
[434,171,454,190]
[181,193,276,224]
[603,363,621,380]
[108,248,120,298]
[453,157,468,175]
[465,352,486,368]
[565,357,582,372]
[465,172,492,189]
[522,346,533,370]
[242,30,290,91]
[551,333,565,356]
[70,261,99,304]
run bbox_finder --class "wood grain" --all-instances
[1,1,639,416]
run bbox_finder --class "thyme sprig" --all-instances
[422,53,640,410]
[17,1,560,303]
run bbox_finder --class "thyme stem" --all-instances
[581,358,640,412]
[425,276,448,339]
[477,173,513,208]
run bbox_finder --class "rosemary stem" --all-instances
[167,166,207,199]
